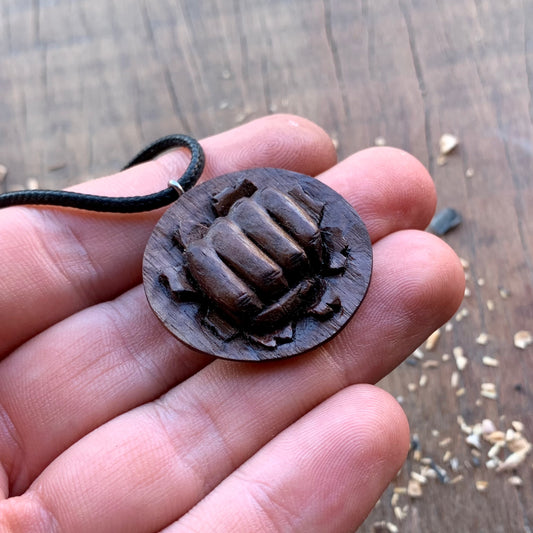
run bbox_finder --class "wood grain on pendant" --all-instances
[143,168,372,361]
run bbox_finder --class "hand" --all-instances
[0,115,464,532]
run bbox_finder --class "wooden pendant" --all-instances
[143,168,372,361]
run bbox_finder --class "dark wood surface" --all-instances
[1,1,532,531]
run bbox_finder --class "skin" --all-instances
[0,115,465,533]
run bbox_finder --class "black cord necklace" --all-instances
[0,134,204,212]
[0,134,372,362]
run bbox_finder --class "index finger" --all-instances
[0,115,337,357]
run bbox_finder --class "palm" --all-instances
[0,116,463,533]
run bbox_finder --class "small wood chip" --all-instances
[394,506,407,521]
[407,479,423,498]
[466,434,482,449]
[445,323,453,333]
[407,383,417,392]
[456,387,466,397]
[477,278,485,287]
[419,374,428,387]
[514,330,532,349]
[442,353,450,362]
[422,360,439,369]
[496,449,530,471]
[486,299,495,311]
[498,287,511,299]
[481,390,498,400]
[374,136,387,146]
[0,164,7,183]
[443,450,452,462]
[481,419,497,435]
[451,371,460,388]
[482,356,499,367]
[412,348,424,360]
[476,332,489,345]
[486,431,506,444]
[425,329,441,351]
[464,287,471,298]
[460,257,470,269]
[391,492,400,506]
[508,476,523,487]
[439,437,452,447]
[393,486,407,494]
[410,471,427,484]
[511,420,525,433]
[450,474,464,484]
[465,168,475,178]
[439,133,459,155]
[453,346,468,371]
[475,480,489,492]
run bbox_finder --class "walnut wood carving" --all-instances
[143,168,372,361]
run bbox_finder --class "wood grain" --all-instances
[1,0,532,530]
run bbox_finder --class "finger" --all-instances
[1,231,463,526]
[0,115,337,357]
[171,385,409,533]
[0,147,438,495]
[320,146,436,240]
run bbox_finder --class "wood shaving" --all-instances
[481,390,498,400]
[374,136,387,146]
[508,476,523,487]
[486,299,495,311]
[466,434,482,449]
[485,431,506,444]
[439,133,459,155]
[465,168,475,178]
[459,257,470,269]
[442,353,450,362]
[496,449,530,471]
[453,346,468,370]
[477,277,485,287]
[464,287,471,297]
[488,442,504,458]
[498,287,511,299]
[445,322,453,333]
[391,492,400,507]
[437,154,448,166]
[393,487,407,494]
[485,458,499,469]
[450,474,464,484]
[407,383,417,392]
[419,374,428,387]
[394,506,407,521]
[410,471,427,484]
[425,329,441,351]
[475,480,489,492]
[407,479,423,498]
[372,521,399,533]
[456,387,466,396]
[482,356,499,367]
[481,419,497,435]
[439,437,452,447]
[0,164,7,183]
[511,421,525,433]
[514,330,532,349]
[412,348,424,360]
[455,308,469,322]
[443,450,452,462]
[422,360,439,369]
[476,332,489,345]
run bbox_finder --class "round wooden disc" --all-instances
[143,168,372,361]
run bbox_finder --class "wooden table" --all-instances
[1,1,532,531]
